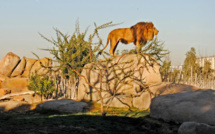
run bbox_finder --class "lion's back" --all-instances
[109,28,132,37]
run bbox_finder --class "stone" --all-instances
[21,58,37,77]
[2,78,29,93]
[150,89,215,125]
[10,58,26,77]
[0,52,20,76]
[0,100,25,111]
[0,74,9,82]
[149,82,199,95]
[9,94,42,104]
[37,99,88,113]
[0,91,35,100]
[0,81,1,89]
[178,122,215,134]
[132,82,199,110]
[133,90,152,110]
[30,57,52,76]
[0,88,11,97]
[78,54,161,108]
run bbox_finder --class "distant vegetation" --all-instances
[160,47,215,89]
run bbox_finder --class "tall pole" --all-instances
[191,66,193,85]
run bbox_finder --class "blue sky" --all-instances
[1,0,215,65]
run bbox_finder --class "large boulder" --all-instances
[0,100,25,111]
[178,122,215,134]
[150,89,215,125]
[148,82,199,95]
[37,99,88,113]
[8,93,42,104]
[21,58,37,77]
[133,82,199,109]
[10,58,26,77]
[78,54,161,108]
[30,57,52,75]
[0,52,20,76]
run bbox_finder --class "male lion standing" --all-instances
[99,22,159,56]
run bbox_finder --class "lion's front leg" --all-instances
[136,42,142,53]
[109,49,114,56]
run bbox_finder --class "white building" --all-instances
[197,56,215,70]
[170,65,183,72]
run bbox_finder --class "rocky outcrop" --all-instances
[37,99,88,113]
[0,52,20,76]
[0,52,53,111]
[150,89,215,125]
[78,54,162,108]
[178,122,215,134]
[0,52,52,78]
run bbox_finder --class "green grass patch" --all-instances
[77,101,150,118]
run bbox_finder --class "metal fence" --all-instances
[165,73,215,89]
[50,71,78,100]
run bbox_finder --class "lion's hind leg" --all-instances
[109,39,119,56]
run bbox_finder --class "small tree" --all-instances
[202,60,213,78]
[28,72,56,101]
[160,55,171,82]
[183,47,200,83]
[39,25,96,79]
[169,69,180,82]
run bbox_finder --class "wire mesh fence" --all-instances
[164,72,215,89]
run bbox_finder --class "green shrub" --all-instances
[28,72,56,100]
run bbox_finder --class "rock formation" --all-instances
[78,54,162,109]
[0,52,51,78]
[150,89,215,126]
[0,52,52,111]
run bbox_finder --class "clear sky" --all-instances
[1,0,215,65]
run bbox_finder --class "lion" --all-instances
[99,22,159,56]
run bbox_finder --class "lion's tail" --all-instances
[98,34,110,55]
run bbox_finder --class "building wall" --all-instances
[197,56,215,70]
[170,65,183,72]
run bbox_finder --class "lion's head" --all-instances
[131,22,159,43]
[145,22,159,40]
